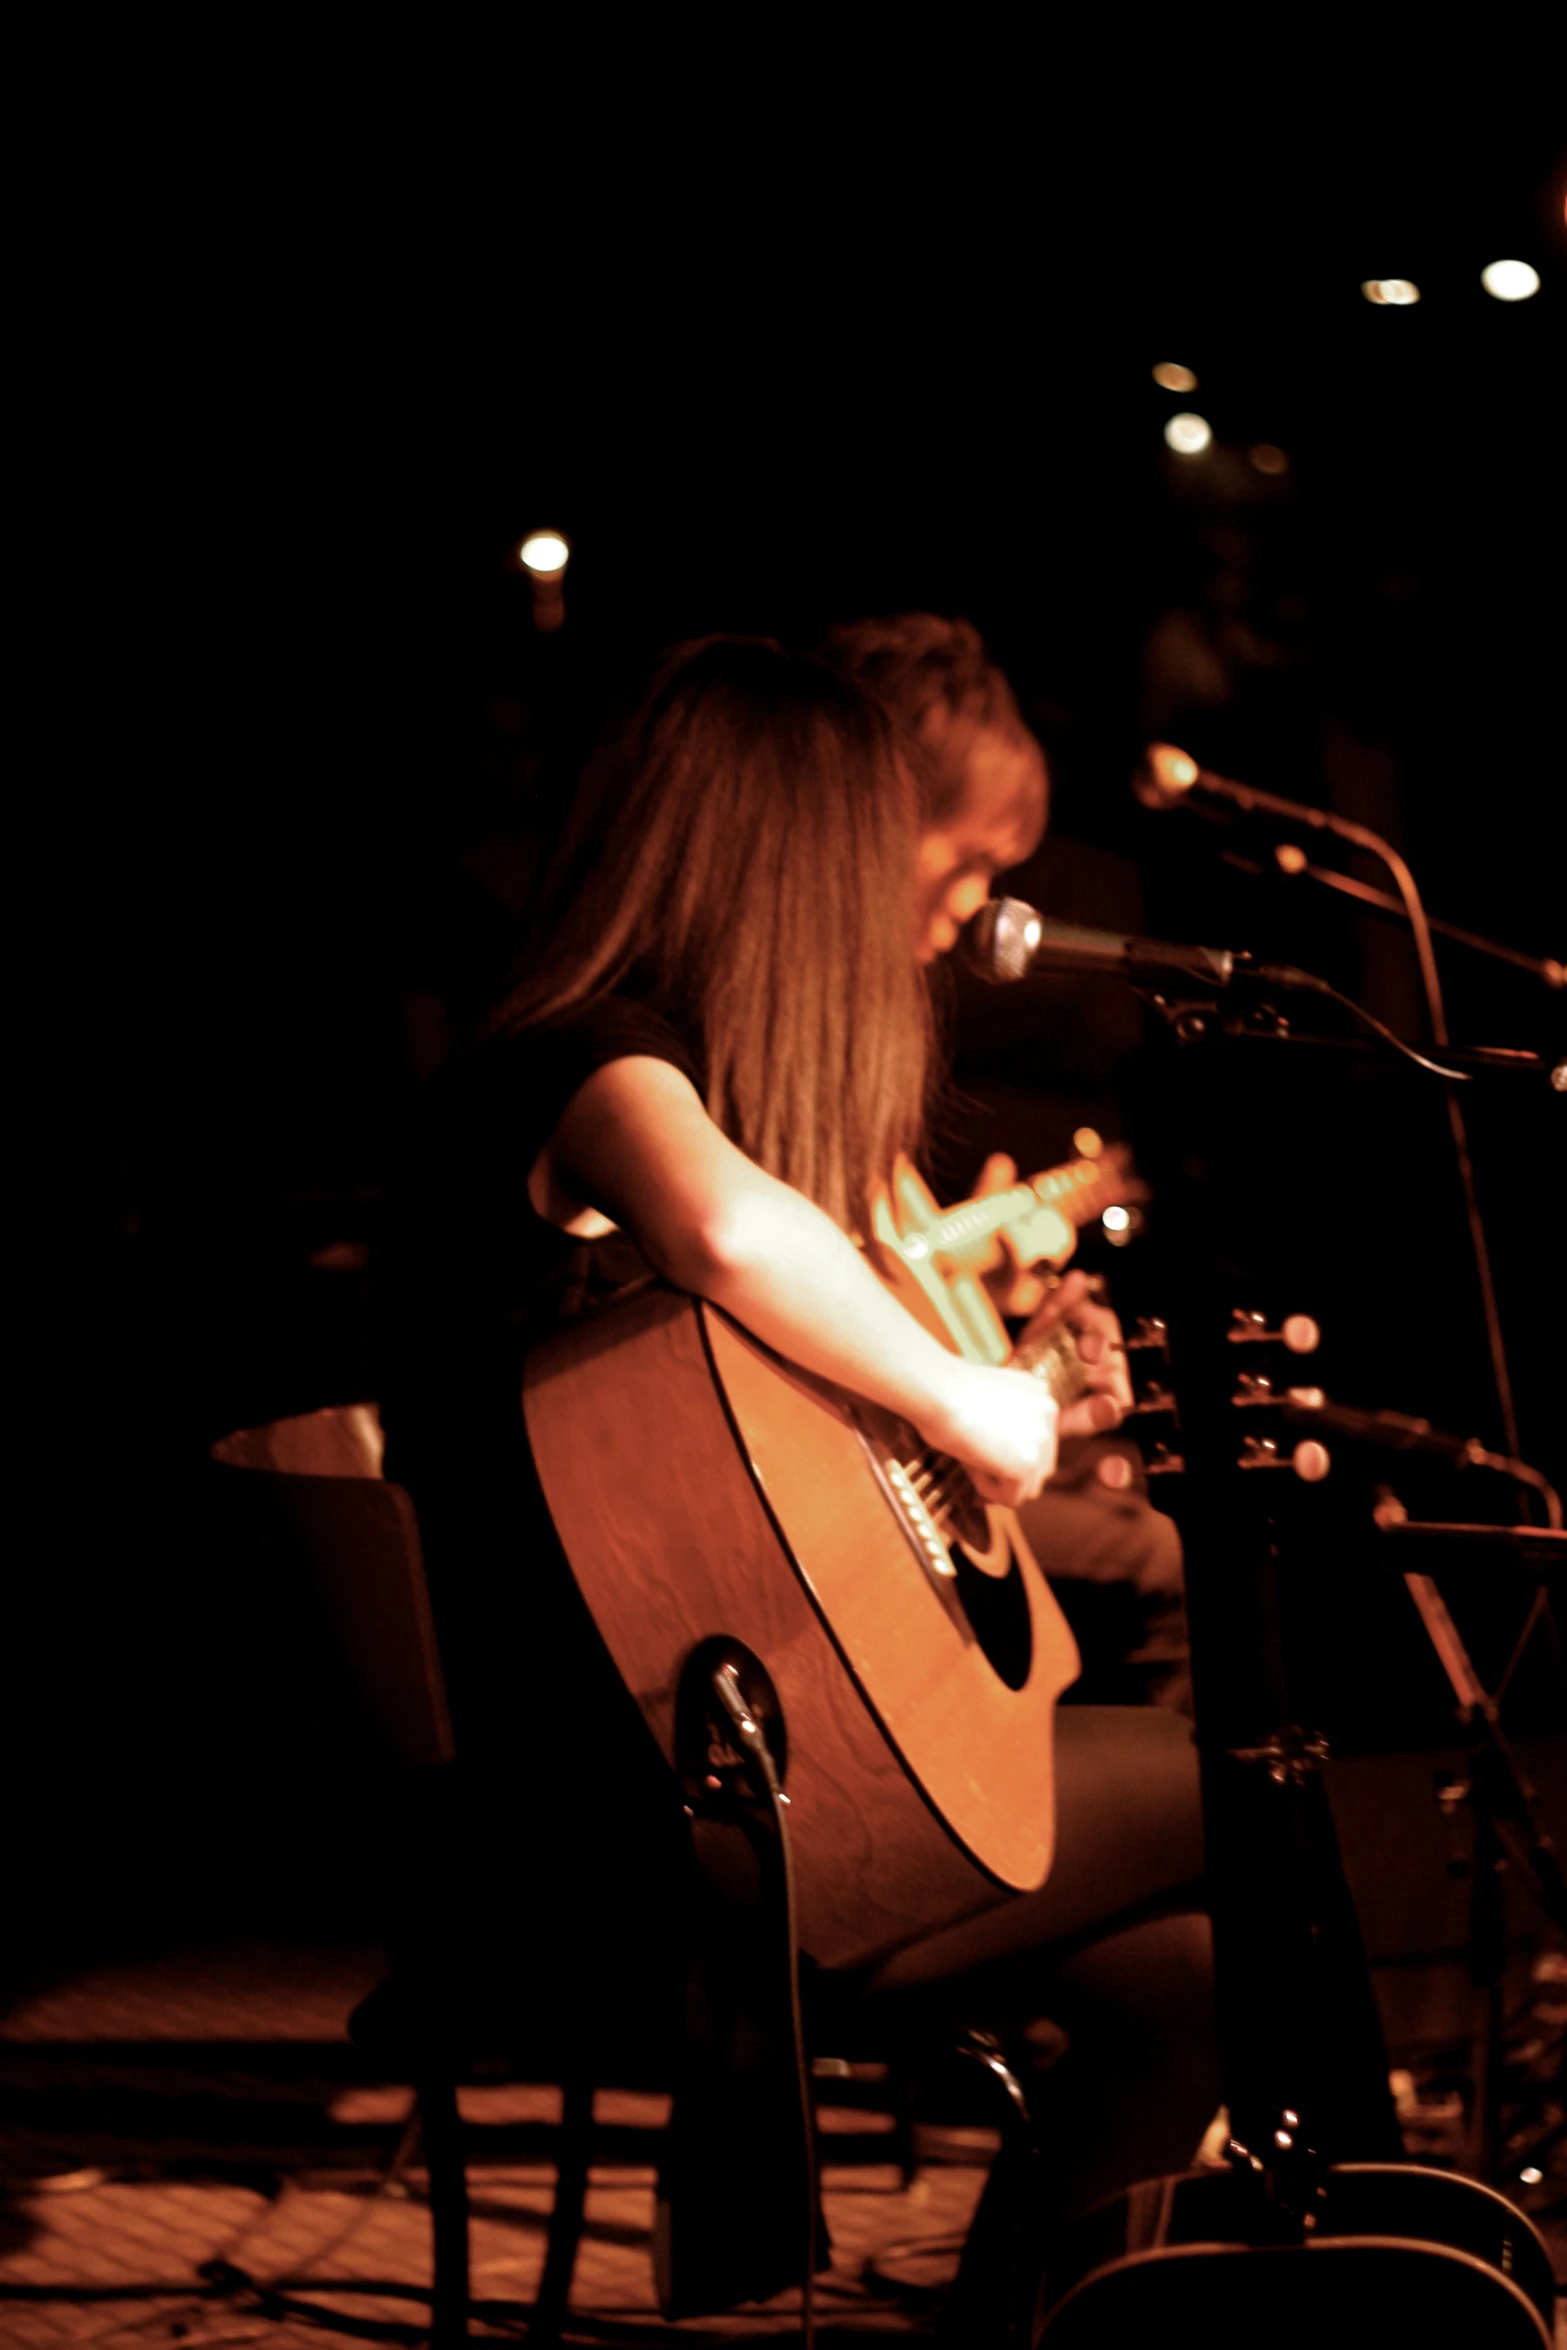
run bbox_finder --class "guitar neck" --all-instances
[915,1156,1131,1264]
[918,1185,1039,1258]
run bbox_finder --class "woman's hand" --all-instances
[919,1359,1060,1507]
[1017,1269,1134,1437]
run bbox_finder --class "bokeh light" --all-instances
[1480,259,1540,302]
[1361,279,1420,307]
[1249,443,1289,476]
[519,530,571,577]
[1147,744,1200,793]
[1152,362,1198,392]
[1164,413,1212,455]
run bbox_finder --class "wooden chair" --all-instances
[209,1406,488,2342]
[214,1408,695,2338]
[208,1406,993,2344]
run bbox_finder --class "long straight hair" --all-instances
[489,637,934,1231]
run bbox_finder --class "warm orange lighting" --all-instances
[1072,1126,1104,1160]
[1249,443,1289,476]
[519,529,571,579]
[1152,362,1198,392]
[1361,279,1420,306]
[1164,412,1212,454]
[1480,259,1539,302]
[1148,743,1200,793]
[1275,843,1307,876]
[1102,1205,1131,1234]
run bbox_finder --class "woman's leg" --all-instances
[867,1707,1218,2216]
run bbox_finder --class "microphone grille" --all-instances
[962,897,1042,983]
[1134,742,1201,810]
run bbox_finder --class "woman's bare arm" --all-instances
[532,1055,1058,1505]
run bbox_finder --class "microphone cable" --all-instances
[712,1661,819,2350]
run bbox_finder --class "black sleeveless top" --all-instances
[376,999,701,1966]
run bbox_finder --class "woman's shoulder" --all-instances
[418,996,699,1167]
[473,996,698,1095]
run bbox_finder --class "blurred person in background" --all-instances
[824,613,1190,1709]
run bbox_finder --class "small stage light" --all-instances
[1164,412,1212,455]
[1480,259,1540,302]
[518,529,571,633]
[1152,362,1198,392]
[1361,279,1420,306]
[1249,443,1289,476]
[519,529,571,579]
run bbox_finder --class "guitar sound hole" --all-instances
[947,1531,1033,1691]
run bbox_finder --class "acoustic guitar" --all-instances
[523,1146,1147,1972]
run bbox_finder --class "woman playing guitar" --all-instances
[378,634,1218,2295]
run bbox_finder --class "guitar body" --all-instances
[1037,2162,1556,2346]
[524,1283,1079,1971]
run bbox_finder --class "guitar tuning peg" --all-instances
[1238,1433,1332,1480]
[1125,1315,1170,1356]
[1227,1310,1321,1355]
[1143,1440,1185,1476]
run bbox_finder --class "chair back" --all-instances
[211,1404,455,1771]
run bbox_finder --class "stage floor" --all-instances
[1,1934,1561,2345]
[0,1939,993,2345]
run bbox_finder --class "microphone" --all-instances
[1280,1392,1491,1466]
[1283,1391,1562,1524]
[1135,741,1329,827]
[962,896,1242,989]
[1136,742,1565,994]
[1134,742,1212,812]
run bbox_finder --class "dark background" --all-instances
[21,90,1565,1970]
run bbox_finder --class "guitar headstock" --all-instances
[1003,1142,1152,1272]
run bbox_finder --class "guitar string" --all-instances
[900,1330,1086,1536]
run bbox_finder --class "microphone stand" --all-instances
[1141,754,1547,1463]
[1123,959,1553,1087]
[1218,848,1564,994]
[1371,1510,1567,2180]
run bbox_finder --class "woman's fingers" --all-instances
[1059,1390,1126,1438]
[1015,1269,1092,1348]
[974,1152,1019,1198]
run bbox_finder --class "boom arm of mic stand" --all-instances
[1152,752,1528,1459]
[1219,850,1565,992]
